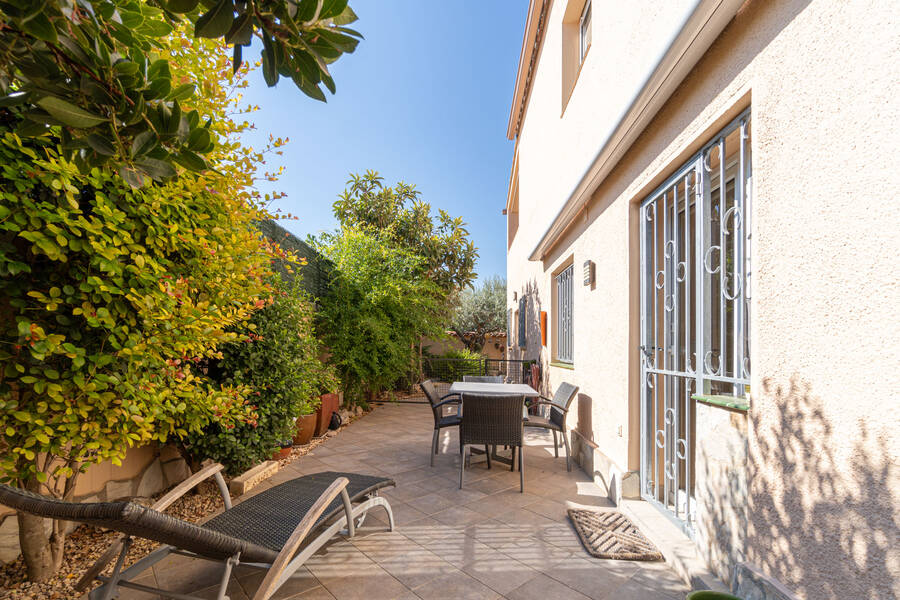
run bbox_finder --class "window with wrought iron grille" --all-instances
[639,109,752,525]
[555,265,574,363]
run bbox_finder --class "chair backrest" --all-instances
[460,394,524,447]
[0,483,275,562]
[420,379,446,426]
[548,382,580,428]
[463,375,503,383]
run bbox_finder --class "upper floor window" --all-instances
[579,0,592,64]
[555,265,574,363]
[562,0,591,112]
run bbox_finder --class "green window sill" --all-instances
[692,394,750,412]
[550,361,575,370]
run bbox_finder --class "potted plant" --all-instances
[293,410,317,445]
[686,592,743,600]
[271,439,293,460]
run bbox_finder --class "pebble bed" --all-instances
[0,406,371,599]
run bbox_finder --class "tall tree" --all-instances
[332,171,478,294]
[450,276,507,352]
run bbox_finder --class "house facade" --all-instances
[504,0,899,598]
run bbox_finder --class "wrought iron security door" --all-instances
[639,111,752,529]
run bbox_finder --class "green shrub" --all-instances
[182,277,337,475]
[442,347,483,361]
[435,348,485,382]
[317,228,444,405]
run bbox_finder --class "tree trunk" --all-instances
[18,480,65,581]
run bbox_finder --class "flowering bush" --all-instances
[0,29,304,579]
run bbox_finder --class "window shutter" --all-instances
[518,297,527,348]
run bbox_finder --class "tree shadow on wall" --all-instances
[700,376,898,599]
[521,279,545,392]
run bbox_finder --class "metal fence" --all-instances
[398,358,535,403]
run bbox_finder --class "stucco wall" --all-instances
[507,0,900,597]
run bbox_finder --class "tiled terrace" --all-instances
[130,402,689,599]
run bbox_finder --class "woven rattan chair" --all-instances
[421,379,463,467]
[459,393,526,492]
[0,466,394,600]
[524,382,580,471]
[462,375,504,383]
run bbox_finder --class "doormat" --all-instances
[567,508,664,561]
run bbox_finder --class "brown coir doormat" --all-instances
[567,509,664,561]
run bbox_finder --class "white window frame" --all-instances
[579,0,592,64]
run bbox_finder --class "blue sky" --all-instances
[239,1,529,282]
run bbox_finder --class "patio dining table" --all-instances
[449,381,539,467]
[448,381,540,399]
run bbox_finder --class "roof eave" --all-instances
[506,0,545,141]
[528,0,746,262]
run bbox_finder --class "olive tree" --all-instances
[450,275,507,352]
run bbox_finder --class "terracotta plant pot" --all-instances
[315,393,340,437]
[293,413,316,445]
[271,446,292,461]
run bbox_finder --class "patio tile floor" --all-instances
[132,402,689,599]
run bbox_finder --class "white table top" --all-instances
[448,382,540,397]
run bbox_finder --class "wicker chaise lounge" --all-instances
[0,465,395,600]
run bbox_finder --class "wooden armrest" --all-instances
[252,477,350,600]
[151,462,227,511]
[76,463,228,591]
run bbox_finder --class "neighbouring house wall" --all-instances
[507,0,899,597]
[0,444,191,564]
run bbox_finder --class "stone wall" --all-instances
[0,444,191,564]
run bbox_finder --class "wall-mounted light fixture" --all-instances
[583,260,594,286]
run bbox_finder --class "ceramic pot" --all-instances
[293,413,316,445]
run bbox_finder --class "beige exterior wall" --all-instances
[507,0,900,598]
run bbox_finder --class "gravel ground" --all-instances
[0,406,372,599]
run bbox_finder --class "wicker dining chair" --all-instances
[462,375,504,383]
[459,393,526,492]
[524,382,580,471]
[0,467,394,600]
[421,379,463,467]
